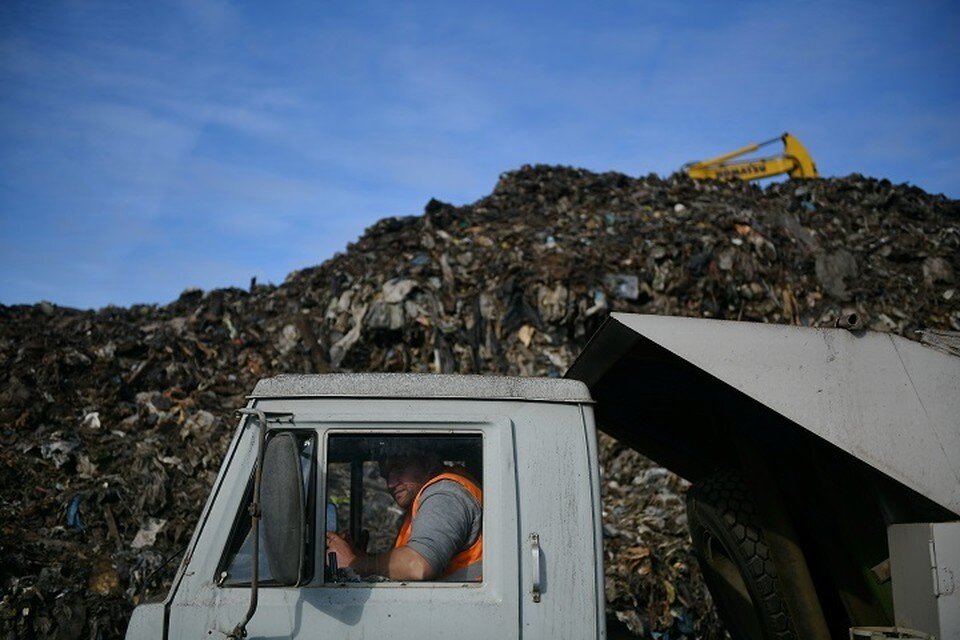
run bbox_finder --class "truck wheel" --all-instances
[686,471,798,640]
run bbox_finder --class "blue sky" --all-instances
[1,1,958,309]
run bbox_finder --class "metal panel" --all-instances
[512,401,604,639]
[251,373,592,403]
[567,313,960,516]
[167,398,525,639]
[889,522,960,639]
[582,405,607,640]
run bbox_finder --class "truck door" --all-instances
[166,406,521,640]
[513,402,604,639]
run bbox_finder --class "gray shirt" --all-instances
[404,479,482,577]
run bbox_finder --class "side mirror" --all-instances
[261,433,305,585]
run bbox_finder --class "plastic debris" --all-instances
[66,495,85,530]
[40,439,80,469]
[81,412,101,430]
[604,274,640,300]
[131,518,167,550]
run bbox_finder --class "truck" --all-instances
[125,313,960,639]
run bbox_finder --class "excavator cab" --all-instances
[683,132,819,182]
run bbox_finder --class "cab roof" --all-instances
[250,373,592,404]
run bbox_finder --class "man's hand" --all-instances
[325,532,436,580]
[326,531,363,569]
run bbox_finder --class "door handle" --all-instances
[530,532,541,603]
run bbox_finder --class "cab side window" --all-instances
[325,434,483,583]
[218,432,316,586]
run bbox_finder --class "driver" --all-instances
[325,448,482,582]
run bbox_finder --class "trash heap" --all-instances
[1,166,957,639]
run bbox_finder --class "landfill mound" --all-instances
[1,167,958,639]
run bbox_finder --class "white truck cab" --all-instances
[127,374,605,639]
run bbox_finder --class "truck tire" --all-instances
[686,471,798,640]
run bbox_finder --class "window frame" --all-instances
[215,429,318,588]
[319,427,486,588]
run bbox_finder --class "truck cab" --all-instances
[126,314,960,640]
[126,373,605,639]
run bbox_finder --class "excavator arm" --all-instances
[683,133,819,181]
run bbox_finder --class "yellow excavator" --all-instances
[683,132,819,181]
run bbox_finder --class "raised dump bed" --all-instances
[567,313,960,639]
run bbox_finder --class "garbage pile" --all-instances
[1,166,957,639]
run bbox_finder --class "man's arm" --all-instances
[402,482,480,576]
[354,545,437,581]
[325,532,437,581]
[325,480,479,581]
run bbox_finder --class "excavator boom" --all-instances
[683,133,819,182]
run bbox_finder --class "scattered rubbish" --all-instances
[918,329,960,357]
[88,558,120,597]
[604,274,640,300]
[66,495,85,530]
[923,256,954,285]
[381,278,418,303]
[517,324,536,347]
[131,518,167,550]
[81,412,101,430]
[40,439,80,469]
[815,249,858,300]
[1,166,957,638]
[836,312,865,331]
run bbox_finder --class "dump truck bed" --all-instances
[566,313,960,517]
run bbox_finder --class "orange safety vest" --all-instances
[394,468,483,581]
